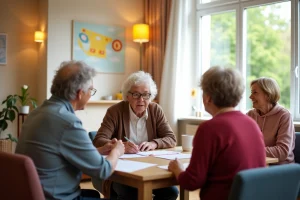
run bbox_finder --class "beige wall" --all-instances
[0,0,144,142]
[46,0,143,131]
[0,0,40,140]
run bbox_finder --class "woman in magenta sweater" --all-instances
[168,66,266,200]
[247,77,295,164]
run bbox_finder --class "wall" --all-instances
[0,0,143,147]
[46,0,143,131]
[0,0,40,141]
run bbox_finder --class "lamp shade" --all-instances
[133,24,149,43]
[34,31,44,42]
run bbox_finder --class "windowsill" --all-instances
[87,100,121,104]
[179,116,300,127]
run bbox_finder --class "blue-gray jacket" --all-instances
[16,95,112,200]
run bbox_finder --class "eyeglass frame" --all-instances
[89,88,97,96]
[128,92,151,100]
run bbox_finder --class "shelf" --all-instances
[87,100,121,104]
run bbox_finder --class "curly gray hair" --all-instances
[121,71,157,101]
[51,61,96,101]
[200,66,245,107]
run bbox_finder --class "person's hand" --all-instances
[97,138,118,155]
[124,141,139,154]
[111,140,125,157]
[139,141,157,152]
[168,158,185,179]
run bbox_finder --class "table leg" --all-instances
[180,187,189,200]
[138,181,153,200]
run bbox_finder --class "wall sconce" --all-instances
[34,31,45,43]
[133,24,149,70]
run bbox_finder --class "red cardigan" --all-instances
[178,111,266,200]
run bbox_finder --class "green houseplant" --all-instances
[0,94,19,153]
[18,85,37,114]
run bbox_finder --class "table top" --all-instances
[112,146,279,182]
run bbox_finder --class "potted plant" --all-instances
[0,95,19,153]
[18,85,37,114]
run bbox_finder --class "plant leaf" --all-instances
[0,120,8,131]
[8,110,16,122]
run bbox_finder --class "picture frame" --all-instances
[72,21,125,73]
[0,33,7,65]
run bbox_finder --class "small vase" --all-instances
[19,105,30,114]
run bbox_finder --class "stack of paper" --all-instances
[137,150,180,156]
[115,159,157,172]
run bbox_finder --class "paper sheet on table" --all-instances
[155,153,191,160]
[119,154,146,159]
[115,159,157,172]
[137,150,180,156]
[158,163,189,170]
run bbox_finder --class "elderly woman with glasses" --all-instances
[92,71,178,200]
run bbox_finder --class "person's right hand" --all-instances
[111,140,125,157]
[97,138,118,155]
[124,141,139,154]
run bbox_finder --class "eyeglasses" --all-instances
[128,92,151,100]
[89,88,97,96]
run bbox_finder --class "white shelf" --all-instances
[88,100,121,104]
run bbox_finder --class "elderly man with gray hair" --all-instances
[16,60,124,200]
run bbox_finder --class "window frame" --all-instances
[196,0,299,120]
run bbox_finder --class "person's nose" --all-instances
[249,94,253,99]
[137,95,144,101]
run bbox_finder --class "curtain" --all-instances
[159,0,197,137]
[144,0,172,101]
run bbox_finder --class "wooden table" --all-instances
[109,147,279,200]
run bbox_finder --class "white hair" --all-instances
[121,71,157,101]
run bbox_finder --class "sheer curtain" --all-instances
[159,0,197,137]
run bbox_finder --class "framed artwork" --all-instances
[0,33,7,65]
[72,21,125,73]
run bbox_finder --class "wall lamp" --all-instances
[34,31,45,43]
[133,24,149,70]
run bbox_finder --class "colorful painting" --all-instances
[0,33,7,65]
[72,21,125,73]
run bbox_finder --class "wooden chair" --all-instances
[0,151,45,200]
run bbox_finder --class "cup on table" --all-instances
[181,134,194,152]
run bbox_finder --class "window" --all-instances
[196,0,297,119]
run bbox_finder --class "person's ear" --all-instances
[77,89,84,100]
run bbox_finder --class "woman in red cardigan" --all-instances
[168,66,266,200]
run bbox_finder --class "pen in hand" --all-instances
[124,136,135,144]
[124,136,139,153]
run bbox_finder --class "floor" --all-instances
[80,180,200,200]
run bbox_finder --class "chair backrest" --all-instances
[294,132,300,163]
[88,131,97,142]
[228,164,300,200]
[0,151,45,200]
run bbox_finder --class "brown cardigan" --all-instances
[93,101,177,148]
[93,101,177,198]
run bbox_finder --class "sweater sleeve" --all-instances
[152,104,177,148]
[178,123,215,190]
[265,112,295,162]
[93,107,117,147]
[60,123,112,180]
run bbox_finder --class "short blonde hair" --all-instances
[250,77,280,105]
[200,66,245,107]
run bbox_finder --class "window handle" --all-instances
[295,66,299,78]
